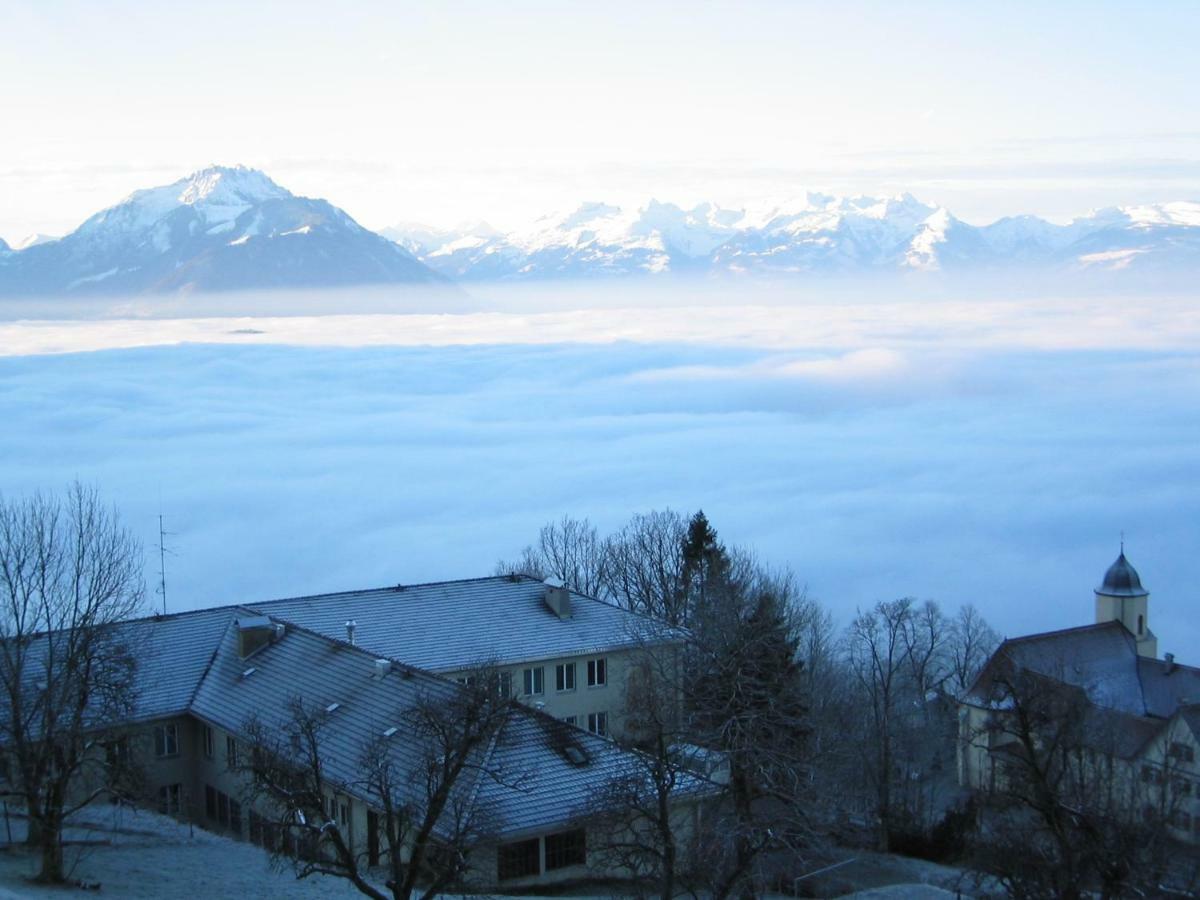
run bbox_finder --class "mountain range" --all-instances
[0,166,441,296]
[2,166,1197,296]
[383,193,1200,282]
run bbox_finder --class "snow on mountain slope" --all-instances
[388,195,1200,281]
[14,233,57,250]
[0,166,443,296]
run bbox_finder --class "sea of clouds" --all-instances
[1,282,1197,651]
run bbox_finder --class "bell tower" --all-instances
[1094,546,1156,658]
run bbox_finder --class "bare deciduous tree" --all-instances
[585,643,696,900]
[239,664,518,900]
[965,653,1193,899]
[946,604,1000,699]
[0,484,144,882]
[604,510,688,624]
[846,597,915,851]
[494,515,610,598]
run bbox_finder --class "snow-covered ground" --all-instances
[0,806,368,899]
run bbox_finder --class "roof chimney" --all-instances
[237,616,275,658]
[346,620,357,646]
[373,659,391,678]
[543,577,571,620]
[1165,652,1176,674]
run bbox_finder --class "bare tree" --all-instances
[0,484,145,882]
[604,510,688,624]
[964,654,1191,898]
[585,642,697,900]
[845,597,915,851]
[239,664,518,900]
[946,604,1000,699]
[494,515,610,598]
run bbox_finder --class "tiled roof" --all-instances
[245,575,664,672]
[8,576,701,840]
[975,622,1147,714]
[187,613,709,836]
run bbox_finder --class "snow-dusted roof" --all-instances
[245,574,665,672]
[184,612,707,837]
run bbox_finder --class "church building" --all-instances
[958,549,1200,843]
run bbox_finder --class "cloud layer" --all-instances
[1,294,1197,653]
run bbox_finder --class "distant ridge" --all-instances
[382,194,1200,282]
[0,166,444,297]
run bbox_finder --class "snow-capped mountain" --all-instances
[0,166,442,296]
[387,195,1200,281]
[13,233,57,251]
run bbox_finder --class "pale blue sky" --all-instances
[2,1,1198,240]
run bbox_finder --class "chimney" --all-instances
[1165,652,1176,674]
[237,616,275,658]
[373,659,392,678]
[543,577,571,620]
[346,620,357,646]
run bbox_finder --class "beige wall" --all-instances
[958,700,1200,844]
[444,648,634,738]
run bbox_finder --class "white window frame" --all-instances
[226,735,239,768]
[587,711,608,737]
[555,662,576,692]
[523,666,544,696]
[203,725,214,759]
[158,782,182,814]
[587,657,607,688]
[154,723,179,758]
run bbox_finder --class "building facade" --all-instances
[958,550,1200,843]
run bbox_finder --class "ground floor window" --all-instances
[498,836,540,880]
[157,783,182,815]
[587,711,608,737]
[544,828,586,870]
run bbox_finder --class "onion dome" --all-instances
[1096,550,1148,598]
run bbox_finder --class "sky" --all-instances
[2,1,1199,242]
[1,288,1198,652]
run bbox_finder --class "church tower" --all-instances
[1094,547,1157,658]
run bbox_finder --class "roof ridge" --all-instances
[245,574,538,609]
[1001,620,1128,646]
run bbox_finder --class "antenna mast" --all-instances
[157,514,169,615]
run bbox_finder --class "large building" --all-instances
[958,550,1200,842]
[3,574,704,889]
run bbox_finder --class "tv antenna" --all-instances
[156,513,176,615]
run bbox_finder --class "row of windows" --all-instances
[497,828,586,880]
[522,657,607,697]
[560,711,608,737]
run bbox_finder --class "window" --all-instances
[1138,614,1144,635]
[339,803,350,829]
[555,662,576,692]
[523,666,544,696]
[545,828,586,870]
[218,791,230,826]
[203,725,214,759]
[226,736,239,768]
[205,784,217,819]
[498,671,513,698]
[157,783,182,815]
[561,715,577,726]
[587,657,607,687]
[498,837,540,879]
[154,723,178,758]
[587,711,608,737]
